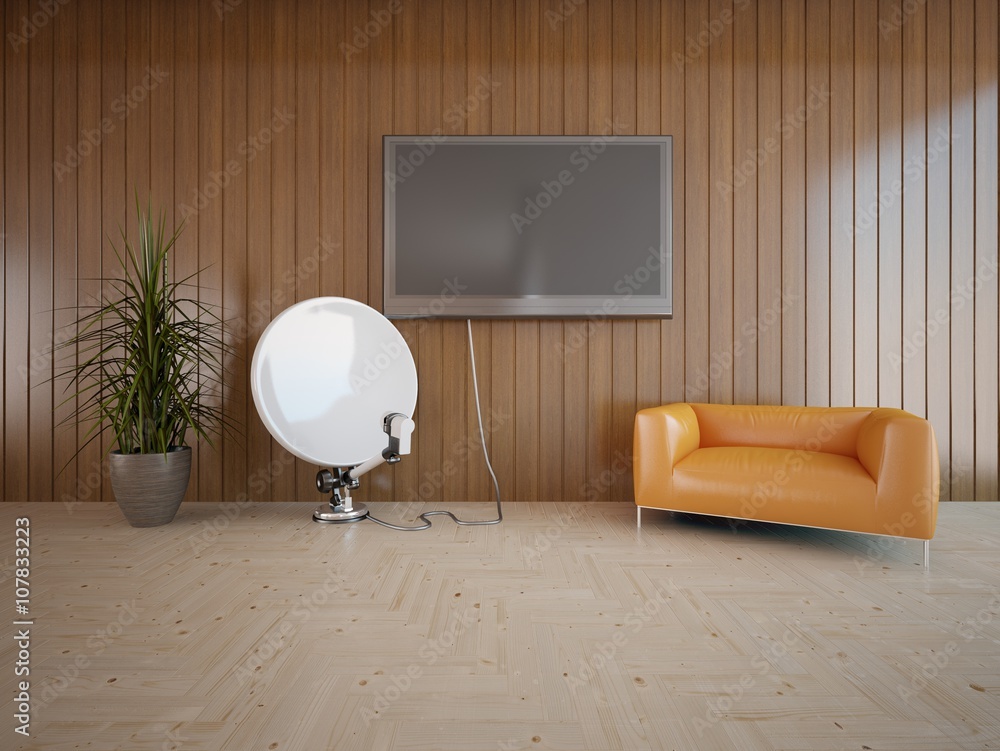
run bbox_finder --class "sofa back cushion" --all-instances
[689,403,871,459]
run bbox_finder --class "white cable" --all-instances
[467,319,503,510]
[366,319,503,530]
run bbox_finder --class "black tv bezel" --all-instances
[383,134,673,320]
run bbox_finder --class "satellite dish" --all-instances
[251,297,417,522]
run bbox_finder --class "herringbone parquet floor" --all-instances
[1,501,998,751]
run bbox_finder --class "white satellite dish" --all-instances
[251,297,417,522]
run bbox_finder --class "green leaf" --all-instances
[50,194,239,467]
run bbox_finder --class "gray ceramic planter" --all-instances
[108,446,192,527]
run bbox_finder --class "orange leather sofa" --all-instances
[633,403,939,562]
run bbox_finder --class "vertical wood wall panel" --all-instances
[99,0,126,502]
[854,0,880,411]
[901,0,927,420]
[172,0,199,502]
[805,0,830,407]
[0,4,7,495]
[51,0,78,506]
[196,0,224,503]
[635,0,662,418]
[707,0,733,405]
[926,0,953,500]
[780,0,806,407]
[829,0,854,408]
[268,0,296,501]
[756,0,782,406]
[877,0,904,412]
[683,0,710,405]
[5,0,30,505]
[974,0,999,500]
[74,2,104,504]
[660,0,686,406]
[950,0,976,501]
[222,0,249,505]
[293,0,320,503]
[3,0,998,504]
[245,0,273,500]
[611,0,637,501]
[732,0,758,405]
[27,0,54,502]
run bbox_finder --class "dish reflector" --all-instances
[251,297,418,467]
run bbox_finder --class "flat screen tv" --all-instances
[383,135,672,319]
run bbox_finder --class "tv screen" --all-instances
[383,135,672,318]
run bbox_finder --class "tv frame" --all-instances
[383,134,673,319]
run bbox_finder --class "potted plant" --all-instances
[56,197,232,527]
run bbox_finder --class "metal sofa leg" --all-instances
[637,507,642,529]
[923,539,930,568]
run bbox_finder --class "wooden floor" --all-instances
[1,501,999,751]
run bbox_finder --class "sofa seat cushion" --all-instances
[670,447,877,532]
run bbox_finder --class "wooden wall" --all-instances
[2,0,998,505]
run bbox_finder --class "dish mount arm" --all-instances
[313,413,415,523]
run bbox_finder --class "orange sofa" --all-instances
[633,403,939,563]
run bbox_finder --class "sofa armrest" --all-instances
[857,408,940,539]
[633,404,701,506]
